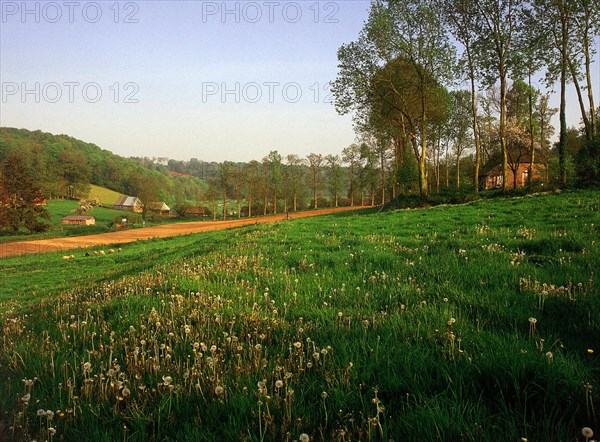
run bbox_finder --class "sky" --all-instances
[0,1,598,163]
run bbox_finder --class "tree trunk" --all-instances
[528,71,535,186]
[419,102,428,200]
[435,127,441,194]
[222,195,227,221]
[273,191,277,215]
[248,195,252,218]
[470,74,481,193]
[559,23,568,186]
[445,144,449,188]
[456,153,460,190]
[568,57,591,140]
[293,191,297,212]
[499,70,508,193]
[583,32,597,140]
[380,152,386,205]
[263,192,268,216]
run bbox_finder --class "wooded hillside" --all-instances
[0,127,207,204]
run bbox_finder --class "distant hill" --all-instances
[0,127,206,204]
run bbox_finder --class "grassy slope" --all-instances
[0,190,599,441]
[87,184,124,206]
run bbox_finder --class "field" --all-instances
[0,199,192,244]
[0,190,599,441]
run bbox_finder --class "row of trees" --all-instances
[201,150,374,221]
[332,0,600,199]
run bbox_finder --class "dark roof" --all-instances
[62,215,95,221]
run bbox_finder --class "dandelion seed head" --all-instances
[582,427,594,438]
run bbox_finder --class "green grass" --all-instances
[0,190,599,441]
[87,184,123,206]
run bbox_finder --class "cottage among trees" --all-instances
[480,161,545,190]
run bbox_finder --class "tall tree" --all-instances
[448,90,473,189]
[325,154,344,207]
[264,151,283,215]
[531,0,576,185]
[359,142,378,206]
[217,162,232,220]
[285,154,304,212]
[572,0,600,141]
[342,144,363,206]
[230,164,245,219]
[333,0,456,200]
[306,153,324,209]
[244,160,263,218]
[472,0,524,192]
[0,150,50,233]
[443,0,483,191]
[537,94,558,181]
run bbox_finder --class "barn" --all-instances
[186,206,209,217]
[114,196,143,213]
[147,202,171,215]
[61,215,96,225]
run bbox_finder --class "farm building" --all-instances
[186,206,209,216]
[480,162,545,190]
[61,215,96,225]
[114,196,143,213]
[147,202,171,214]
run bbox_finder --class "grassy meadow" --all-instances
[0,190,599,441]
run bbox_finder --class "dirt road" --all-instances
[0,206,364,258]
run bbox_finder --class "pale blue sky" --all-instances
[0,1,598,162]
